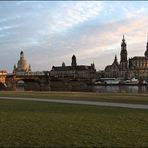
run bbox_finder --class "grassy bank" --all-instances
[0,91,148,104]
[0,99,148,147]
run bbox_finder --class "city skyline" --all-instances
[0,1,148,72]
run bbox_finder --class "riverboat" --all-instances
[95,78,148,86]
[95,78,120,85]
[124,78,139,85]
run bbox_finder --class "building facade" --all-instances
[50,55,96,91]
[104,55,120,78]
[50,55,96,81]
[104,36,148,80]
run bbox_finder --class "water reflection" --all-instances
[92,85,148,93]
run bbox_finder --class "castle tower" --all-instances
[71,55,77,66]
[144,35,148,58]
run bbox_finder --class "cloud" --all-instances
[45,1,103,32]
[20,15,148,71]
[47,15,148,69]
[0,1,148,72]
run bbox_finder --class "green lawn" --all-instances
[0,99,148,147]
[0,91,148,104]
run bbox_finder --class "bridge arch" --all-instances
[15,78,41,91]
[16,80,25,91]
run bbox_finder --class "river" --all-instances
[15,84,148,93]
[92,85,148,93]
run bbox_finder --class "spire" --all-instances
[115,55,117,61]
[120,35,127,63]
[122,34,125,42]
[121,34,126,47]
[121,34,126,46]
[113,55,118,65]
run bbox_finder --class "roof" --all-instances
[104,65,111,71]
[105,57,120,71]
[51,65,95,71]
[130,56,148,60]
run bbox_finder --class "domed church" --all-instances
[13,51,31,74]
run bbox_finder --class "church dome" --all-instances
[17,58,28,71]
[13,51,31,73]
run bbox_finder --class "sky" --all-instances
[0,1,148,72]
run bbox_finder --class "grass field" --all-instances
[0,99,148,147]
[0,91,148,104]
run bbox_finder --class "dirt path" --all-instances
[0,96,148,109]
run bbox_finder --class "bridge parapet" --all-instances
[7,71,47,76]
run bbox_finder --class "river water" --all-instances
[15,84,148,93]
[92,85,148,93]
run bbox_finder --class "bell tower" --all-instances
[145,35,148,58]
[120,35,128,70]
[120,35,127,63]
[120,35,128,79]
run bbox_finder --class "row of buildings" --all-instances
[104,35,148,80]
[4,51,96,91]
[11,50,96,82]
[1,35,148,83]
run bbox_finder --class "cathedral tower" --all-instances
[144,35,148,58]
[71,55,77,66]
[120,35,128,71]
[120,35,127,63]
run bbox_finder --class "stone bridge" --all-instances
[5,71,50,91]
